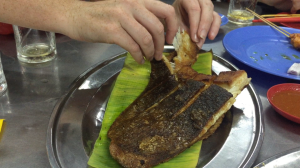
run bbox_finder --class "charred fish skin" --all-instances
[107,75,178,133]
[108,58,178,131]
[108,77,207,168]
[187,84,233,130]
[135,75,178,112]
[108,80,233,168]
[108,30,251,168]
[108,79,206,147]
[137,83,233,167]
[145,79,206,119]
[145,59,173,92]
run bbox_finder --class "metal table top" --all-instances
[0,2,299,168]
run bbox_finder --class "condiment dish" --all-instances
[267,83,300,124]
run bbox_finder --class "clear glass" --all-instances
[227,0,258,24]
[13,26,57,63]
[0,54,7,96]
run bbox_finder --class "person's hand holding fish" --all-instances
[172,0,221,48]
[62,0,178,64]
[0,0,221,64]
[66,0,221,64]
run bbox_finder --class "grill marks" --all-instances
[133,83,233,165]
[107,31,251,168]
[107,57,235,168]
[187,84,233,130]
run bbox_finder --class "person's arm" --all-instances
[0,0,71,36]
[258,0,293,11]
[291,0,300,13]
[0,0,221,64]
[0,0,178,64]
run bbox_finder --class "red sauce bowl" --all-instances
[267,83,300,124]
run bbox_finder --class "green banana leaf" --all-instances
[88,51,213,168]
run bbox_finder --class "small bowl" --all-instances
[267,83,300,124]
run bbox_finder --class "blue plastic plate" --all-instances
[223,26,300,80]
[219,13,228,26]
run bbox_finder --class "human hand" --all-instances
[64,0,178,64]
[258,0,292,11]
[291,0,300,13]
[172,0,221,48]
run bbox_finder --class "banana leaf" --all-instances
[88,51,213,168]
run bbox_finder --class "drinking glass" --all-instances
[0,54,7,96]
[13,26,57,63]
[227,0,258,24]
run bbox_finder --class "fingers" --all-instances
[180,0,201,43]
[144,0,178,58]
[196,0,214,48]
[121,12,155,62]
[122,0,177,61]
[195,11,220,48]
[68,0,173,64]
[173,0,220,49]
[112,28,145,64]
[207,11,221,40]
[133,1,165,61]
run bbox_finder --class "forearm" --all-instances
[0,0,75,35]
[258,0,293,11]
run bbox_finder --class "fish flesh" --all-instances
[290,33,300,49]
[107,30,251,168]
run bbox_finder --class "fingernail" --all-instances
[196,40,204,49]
[209,32,215,40]
[158,54,163,60]
[194,34,199,42]
[200,30,207,39]
[141,58,145,64]
[196,42,201,48]
[154,52,163,61]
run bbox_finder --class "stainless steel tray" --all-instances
[253,147,300,168]
[46,47,264,168]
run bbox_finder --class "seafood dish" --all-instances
[107,30,251,168]
[290,33,300,49]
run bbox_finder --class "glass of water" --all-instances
[227,0,258,24]
[13,26,57,63]
[0,54,7,96]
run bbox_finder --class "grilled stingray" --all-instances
[107,30,251,168]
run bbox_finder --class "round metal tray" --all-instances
[254,147,300,168]
[46,47,264,168]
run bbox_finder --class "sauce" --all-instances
[250,56,257,62]
[292,54,300,59]
[281,54,291,60]
[272,90,300,118]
